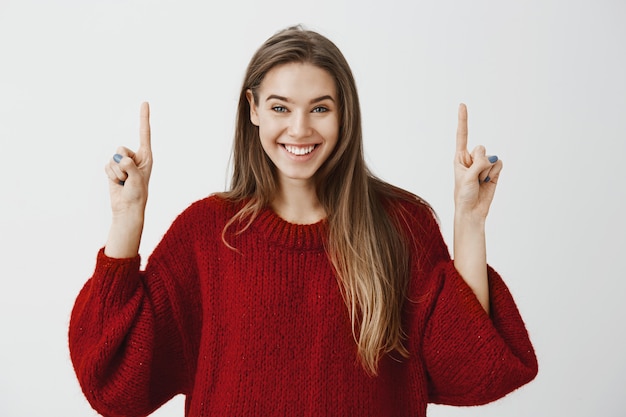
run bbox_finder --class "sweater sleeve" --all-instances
[69,204,204,417]
[403,200,538,406]
[421,262,538,406]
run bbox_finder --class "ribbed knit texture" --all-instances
[69,195,538,417]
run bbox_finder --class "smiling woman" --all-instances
[68,25,537,417]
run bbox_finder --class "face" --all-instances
[247,62,339,189]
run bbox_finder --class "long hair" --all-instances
[220,25,419,375]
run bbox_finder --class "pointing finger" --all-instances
[456,103,468,153]
[139,102,151,151]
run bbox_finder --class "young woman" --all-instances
[69,26,537,416]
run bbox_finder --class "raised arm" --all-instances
[452,103,503,313]
[103,102,153,258]
[70,105,204,415]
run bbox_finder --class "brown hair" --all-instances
[220,25,422,375]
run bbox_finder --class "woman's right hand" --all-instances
[103,102,153,258]
[105,102,153,216]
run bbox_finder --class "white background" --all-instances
[1,0,625,416]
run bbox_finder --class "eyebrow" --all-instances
[265,94,335,104]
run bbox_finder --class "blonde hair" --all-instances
[220,25,424,375]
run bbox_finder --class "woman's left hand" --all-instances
[453,103,503,221]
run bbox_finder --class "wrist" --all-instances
[453,211,487,259]
[106,210,145,259]
[111,206,145,226]
[454,210,487,229]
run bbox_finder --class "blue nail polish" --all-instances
[484,176,491,183]
[488,155,498,164]
[113,154,123,163]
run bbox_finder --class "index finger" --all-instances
[456,103,468,152]
[139,101,151,150]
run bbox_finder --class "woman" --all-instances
[69,25,537,416]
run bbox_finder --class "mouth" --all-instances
[282,144,318,156]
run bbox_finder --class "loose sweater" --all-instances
[69,194,538,417]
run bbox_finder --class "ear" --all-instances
[246,89,260,126]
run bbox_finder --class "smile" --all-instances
[283,144,317,156]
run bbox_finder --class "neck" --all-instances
[272,178,326,224]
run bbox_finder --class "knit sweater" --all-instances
[69,194,538,417]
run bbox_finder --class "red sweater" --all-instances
[69,195,537,417]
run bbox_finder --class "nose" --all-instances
[287,111,313,139]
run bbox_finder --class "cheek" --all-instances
[256,121,271,145]
[321,117,340,142]
[257,116,282,137]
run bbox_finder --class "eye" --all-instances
[272,106,288,113]
[312,106,329,113]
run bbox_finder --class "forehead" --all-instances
[258,62,336,99]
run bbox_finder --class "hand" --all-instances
[104,102,153,217]
[453,103,503,221]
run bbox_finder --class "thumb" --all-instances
[115,154,143,183]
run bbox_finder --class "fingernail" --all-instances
[488,155,498,164]
[118,180,125,186]
[113,154,123,163]
[484,176,491,183]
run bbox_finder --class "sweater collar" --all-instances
[251,206,328,251]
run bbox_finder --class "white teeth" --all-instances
[284,145,315,155]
